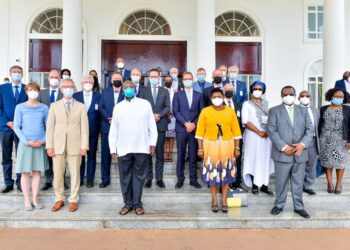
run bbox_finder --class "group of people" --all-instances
[1,59,349,218]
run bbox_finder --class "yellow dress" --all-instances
[195,106,242,186]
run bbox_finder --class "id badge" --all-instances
[240,91,243,96]
[261,115,268,125]
[95,104,99,110]
[236,111,241,117]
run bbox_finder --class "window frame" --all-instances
[304,0,324,43]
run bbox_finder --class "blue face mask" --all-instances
[131,75,140,83]
[63,88,74,97]
[12,73,22,82]
[229,72,238,79]
[124,87,135,98]
[183,80,193,88]
[331,98,344,106]
[197,75,206,82]
[170,74,178,80]
[149,78,159,87]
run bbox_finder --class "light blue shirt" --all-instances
[63,98,74,110]
[13,103,49,145]
[12,83,22,96]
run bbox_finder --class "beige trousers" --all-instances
[52,153,81,203]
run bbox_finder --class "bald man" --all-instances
[39,69,64,191]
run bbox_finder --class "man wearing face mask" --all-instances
[38,69,64,191]
[143,69,170,189]
[169,67,184,91]
[114,57,131,81]
[0,65,28,193]
[173,71,204,189]
[223,83,246,191]
[192,68,212,93]
[298,91,320,195]
[219,64,228,81]
[131,68,146,98]
[73,75,100,188]
[46,78,89,212]
[335,71,350,98]
[109,80,157,216]
[99,72,124,188]
[223,65,248,105]
[267,86,314,219]
[203,69,225,107]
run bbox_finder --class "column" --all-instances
[323,0,345,93]
[62,0,82,86]
[0,0,10,79]
[196,0,216,79]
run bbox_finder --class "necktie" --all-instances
[50,90,56,103]
[228,100,232,107]
[14,86,19,103]
[288,106,294,125]
[152,87,157,104]
[66,100,71,114]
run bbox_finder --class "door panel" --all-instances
[29,39,62,72]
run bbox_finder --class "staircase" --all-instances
[0,147,350,229]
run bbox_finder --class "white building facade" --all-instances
[0,0,349,106]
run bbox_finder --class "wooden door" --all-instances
[29,39,62,72]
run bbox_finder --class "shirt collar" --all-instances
[12,83,21,88]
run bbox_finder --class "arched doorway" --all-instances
[215,11,262,86]
[306,59,323,108]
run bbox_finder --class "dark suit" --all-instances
[38,87,63,184]
[73,91,100,183]
[136,84,147,98]
[143,86,170,181]
[223,79,248,104]
[173,89,204,183]
[99,87,124,183]
[104,68,131,88]
[335,79,350,99]
[0,83,28,187]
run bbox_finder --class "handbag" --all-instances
[316,159,325,177]
[227,187,248,207]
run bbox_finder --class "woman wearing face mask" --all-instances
[89,70,100,93]
[163,76,176,162]
[61,69,71,80]
[13,83,49,211]
[242,81,274,195]
[196,88,242,213]
[319,88,350,194]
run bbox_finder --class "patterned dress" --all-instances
[320,108,350,169]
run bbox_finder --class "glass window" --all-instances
[119,10,171,35]
[307,59,323,108]
[31,8,63,34]
[307,5,323,40]
[215,11,260,37]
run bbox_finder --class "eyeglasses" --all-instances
[282,94,295,97]
[299,95,310,98]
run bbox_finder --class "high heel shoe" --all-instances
[212,204,219,213]
[222,205,228,213]
[334,186,342,194]
[327,185,334,193]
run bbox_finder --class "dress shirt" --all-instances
[49,87,59,101]
[12,83,22,96]
[63,98,74,110]
[284,104,294,125]
[306,106,315,136]
[230,79,237,89]
[83,91,92,111]
[114,90,120,105]
[213,83,223,90]
[185,88,193,108]
[224,99,235,110]
[108,97,158,157]
[345,80,350,94]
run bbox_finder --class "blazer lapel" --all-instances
[58,100,68,122]
[6,84,16,103]
[88,92,96,113]
[68,101,79,121]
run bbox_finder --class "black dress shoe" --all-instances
[260,186,274,196]
[232,183,248,192]
[41,183,52,191]
[17,185,22,192]
[64,182,69,190]
[190,182,202,189]
[99,181,110,188]
[2,185,14,193]
[156,180,165,188]
[252,185,259,195]
[271,206,283,215]
[86,181,94,188]
[303,189,316,195]
[294,209,311,218]
[144,180,152,188]
[175,182,184,189]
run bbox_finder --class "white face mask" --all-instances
[299,96,310,106]
[211,97,224,107]
[62,75,70,80]
[83,83,93,92]
[252,90,263,98]
[282,95,295,106]
[27,90,39,100]
[117,62,124,69]
[49,78,59,87]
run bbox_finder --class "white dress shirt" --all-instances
[114,90,120,105]
[109,97,158,157]
[224,99,235,109]
[345,80,350,94]
[83,91,92,111]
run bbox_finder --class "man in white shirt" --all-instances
[169,67,184,91]
[109,80,158,216]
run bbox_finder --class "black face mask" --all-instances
[113,80,122,88]
[213,76,222,84]
[164,81,172,88]
[225,90,234,98]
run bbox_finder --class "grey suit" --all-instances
[267,104,314,210]
[143,86,170,181]
[38,88,63,184]
[304,106,320,191]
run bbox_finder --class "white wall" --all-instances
[1,0,349,105]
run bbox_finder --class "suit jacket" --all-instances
[173,89,204,133]
[104,68,132,88]
[192,81,212,93]
[99,87,124,134]
[136,84,147,98]
[0,83,28,131]
[46,99,89,155]
[73,91,101,137]
[267,104,314,163]
[38,88,63,107]
[143,86,170,132]
[335,79,347,92]
[319,105,350,143]
[223,79,248,104]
